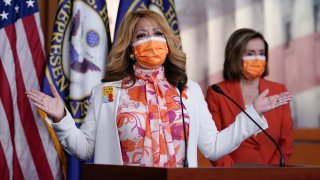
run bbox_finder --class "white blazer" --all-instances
[52,80,268,167]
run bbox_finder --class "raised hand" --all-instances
[27,84,65,122]
[253,89,293,116]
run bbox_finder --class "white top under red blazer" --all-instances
[51,80,268,167]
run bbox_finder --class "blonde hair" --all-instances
[102,10,187,89]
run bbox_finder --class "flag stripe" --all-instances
[0,100,15,180]
[22,14,45,85]
[0,42,24,180]
[4,25,54,180]
[15,19,40,90]
[34,13,45,54]
[0,141,9,180]
[0,63,14,180]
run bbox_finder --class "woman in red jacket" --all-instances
[206,28,294,166]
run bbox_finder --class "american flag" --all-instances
[0,0,62,179]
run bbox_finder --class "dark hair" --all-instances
[223,28,269,81]
[102,10,187,89]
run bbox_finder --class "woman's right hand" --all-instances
[27,84,65,123]
[253,88,292,116]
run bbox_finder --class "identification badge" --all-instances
[102,86,114,103]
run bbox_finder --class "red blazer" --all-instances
[205,78,293,166]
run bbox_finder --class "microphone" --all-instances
[211,84,285,167]
[178,80,188,168]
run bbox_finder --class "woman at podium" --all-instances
[27,10,292,168]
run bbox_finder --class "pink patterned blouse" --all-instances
[116,65,190,167]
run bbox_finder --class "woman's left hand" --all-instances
[253,89,293,116]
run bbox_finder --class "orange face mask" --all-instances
[242,56,266,79]
[132,37,168,68]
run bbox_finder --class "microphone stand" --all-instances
[178,81,189,168]
[212,85,285,167]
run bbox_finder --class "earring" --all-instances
[130,54,134,60]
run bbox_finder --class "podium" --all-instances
[81,164,320,180]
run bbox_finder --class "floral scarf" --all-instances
[116,65,190,167]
